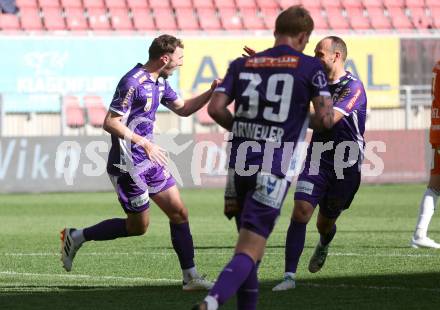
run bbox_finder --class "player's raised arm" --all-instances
[310,94,335,130]
[166,79,222,117]
[207,92,234,131]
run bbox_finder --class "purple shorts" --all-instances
[109,165,176,214]
[294,165,361,219]
[225,169,291,239]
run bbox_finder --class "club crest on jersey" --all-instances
[312,70,327,88]
[144,97,153,111]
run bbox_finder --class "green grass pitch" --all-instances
[0,183,439,309]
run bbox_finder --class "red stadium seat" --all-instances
[241,8,266,30]
[341,0,364,9]
[88,7,111,30]
[175,8,200,30]
[84,96,107,127]
[42,7,67,30]
[384,0,405,8]
[388,7,413,29]
[409,7,432,30]
[192,0,214,8]
[149,0,171,9]
[300,0,321,9]
[405,0,425,8]
[321,0,342,9]
[63,96,85,128]
[346,7,371,30]
[362,0,384,8]
[426,0,440,9]
[170,0,192,9]
[126,0,148,9]
[255,0,278,9]
[219,7,243,30]
[213,0,236,9]
[109,8,133,30]
[153,8,177,30]
[430,7,440,28]
[235,0,256,9]
[20,7,44,30]
[16,0,38,8]
[196,8,221,30]
[38,0,61,8]
[0,13,21,30]
[278,0,301,10]
[60,0,82,8]
[131,8,155,30]
[65,7,88,30]
[105,0,128,9]
[309,7,328,30]
[83,0,105,9]
[260,7,278,29]
[366,7,392,29]
[325,7,350,30]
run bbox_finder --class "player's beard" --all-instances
[159,70,169,79]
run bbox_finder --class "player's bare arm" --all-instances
[103,111,168,166]
[167,79,222,117]
[310,95,335,130]
[207,92,234,131]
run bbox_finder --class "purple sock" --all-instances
[320,224,337,246]
[170,222,195,269]
[83,218,128,241]
[209,253,255,306]
[285,219,307,273]
[237,260,260,310]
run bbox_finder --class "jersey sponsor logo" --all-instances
[252,173,288,209]
[295,180,314,195]
[346,88,362,111]
[266,177,277,195]
[335,87,351,103]
[122,86,135,107]
[312,70,327,88]
[245,55,299,68]
[129,192,149,208]
[138,75,147,84]
[132,70,144,79]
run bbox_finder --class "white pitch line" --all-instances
[1,271,439,293]
[1,251,438,258]
[301,282,440,293]
[0,271,180,284]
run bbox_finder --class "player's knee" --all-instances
[292,205,313,223]
[127,220,149,236]
[316,223,332,235]
[169,205,188,223]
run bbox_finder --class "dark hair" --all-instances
[275,5,314,37]
[148,34,184,60]
[325,36,348,61]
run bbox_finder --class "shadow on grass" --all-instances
[1,272,439,310]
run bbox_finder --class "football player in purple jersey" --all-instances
[61,34,220,291]
[193,6,334,310]
[272,36,367,291]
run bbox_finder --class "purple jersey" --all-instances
[215,45,330,178]
[107,63,179,175]
[307,72,367,172]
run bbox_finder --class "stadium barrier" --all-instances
[0,130,430,193]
